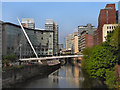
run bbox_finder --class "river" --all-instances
[15,58,107,88]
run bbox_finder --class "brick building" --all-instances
[78,24,96,51]
[96,4,118,45]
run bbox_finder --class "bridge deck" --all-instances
[19,55,83,61]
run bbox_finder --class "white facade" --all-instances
[21,18,35,29]
[66,34,73,50]
[45,19,59,55]
[102,24,118,42]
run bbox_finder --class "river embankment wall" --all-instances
[2,64,61,88]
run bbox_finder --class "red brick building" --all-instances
[95,4,118,45]
[80,32,95,51]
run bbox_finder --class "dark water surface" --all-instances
[16,59,107,88]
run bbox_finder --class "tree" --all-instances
[109,27,120,50]
[2,55,9,67]
[8,54,16,63]
[87,43,118,79]
[81,47,94,70]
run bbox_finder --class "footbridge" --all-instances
[19,55,83,61]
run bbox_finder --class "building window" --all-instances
[107,31,109,33]
[110,26,111,29]
[107,26,109,29]
[46,49,48,51]
[42,49,44,51]
[112,26,113,29]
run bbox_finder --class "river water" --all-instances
[17,58,107,88]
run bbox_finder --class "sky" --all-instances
[2,2,118,47]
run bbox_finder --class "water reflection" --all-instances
[18,58,107,88]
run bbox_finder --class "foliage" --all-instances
[105,69,118,89]
[2,65,25,71]
[81,47,94,70]
[2,55,9,67]
[2,54,16,68]
[81,27,120,88]
[85,43,118,79]
[109,27,120,50]
[8,54,16,63]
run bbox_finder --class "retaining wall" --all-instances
[2,64,61,88]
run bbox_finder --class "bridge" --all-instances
[19,55,83,61]
[17,18,83,65]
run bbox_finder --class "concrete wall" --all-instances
[2,64,60,88]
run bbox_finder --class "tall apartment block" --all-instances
[71,32,79,54]
[78,24,97,51]
[21,18,35,29]
[66,34,73,50]
[45,19,58,55]
[96,4,118,45]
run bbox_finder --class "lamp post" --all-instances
[20,43,22,59]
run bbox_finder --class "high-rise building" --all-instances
[21,18,35,29]
[71,32,79,54]
[45,19,54,31]
[45,19,58,55]
[66,34,73,50]
[97,4,118,45]
[78,24,97,51]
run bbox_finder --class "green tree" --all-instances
[8,54,16,63]
[81,47,94,70]
[2,55,9,67]
[86,43,118,79]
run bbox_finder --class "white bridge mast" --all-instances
[17,18,39,59]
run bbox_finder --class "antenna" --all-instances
[17,18,38,58]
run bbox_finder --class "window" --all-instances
[46,49,48,51]
[110,26,111,29]
[107,31,109,33]
[112,26,113,29]
[107,26,109,29]
[42,49,44,51]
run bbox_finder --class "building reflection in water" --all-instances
[52,71,59,84]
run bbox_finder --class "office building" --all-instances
[71,32,79,54]
[102,24,118,42]
[45,19,58,55]
[21,18,35,29]
[97,4,118,45]
[66,34,73,50]
[78,24,97,51]
[2,22,54,58]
